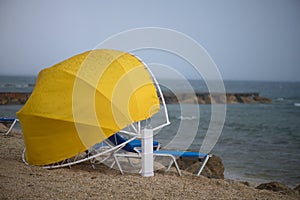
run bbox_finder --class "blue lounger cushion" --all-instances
[108,133,160,152]
[0,118,16,122]
[153,150,207,158]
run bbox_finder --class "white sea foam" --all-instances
[177,116,197,120]
[294,103,300,107]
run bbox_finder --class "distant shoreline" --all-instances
[0,92,272,105]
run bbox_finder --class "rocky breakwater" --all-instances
[0,92,31,105]
[0,92,272,105]
[164,92,272,104]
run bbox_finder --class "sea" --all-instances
[0,76,299,187]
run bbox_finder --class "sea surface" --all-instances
[0,76,299,187]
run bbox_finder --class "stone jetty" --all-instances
[0,92,31,105]
[0,92,272,105]
[163,91,272,104]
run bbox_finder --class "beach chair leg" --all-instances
[171,156,182,176]
[196,154,211,176]
[156,154,182,176]
[126,156,136,167]
[90,154,108,168]
[110,160,116,168]
[5,119,19,135]
[166,159,174,172]
[156,143,161,150]
[113,154,124,174]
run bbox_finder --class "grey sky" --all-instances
[1,0,300,81]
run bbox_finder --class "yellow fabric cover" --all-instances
[17,49,160,166]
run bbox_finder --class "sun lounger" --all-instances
[114,149,210,176]
[0,118,19,135]
[152,150,211,176]
[110,132,211,176]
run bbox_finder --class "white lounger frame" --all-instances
[113,151,211,176]
[0,118,19,135]
[22,136,138,169]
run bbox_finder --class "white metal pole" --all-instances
[141,129,154,177]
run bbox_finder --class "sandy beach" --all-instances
[0,130,298,200]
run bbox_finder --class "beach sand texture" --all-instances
[0,131,299,200]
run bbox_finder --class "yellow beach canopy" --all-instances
[17,49,160,166]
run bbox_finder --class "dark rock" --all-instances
[237,96,256,103]
[163,92,178,104]
[196,94,206,104]
[176,154,224,179]
[197,97,206,104]
[179,94,198,104]
[294,184,300,195]
[239,181,251,186]
[0,98,8,105]
[204,95,216,104]
[256,181,295,195]
[202,154,224,179]
[226,94,238,104]
[213,94,227,104]
[253,96,272,103]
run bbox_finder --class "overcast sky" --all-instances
[1,0,300,81]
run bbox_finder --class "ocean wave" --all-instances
[177,116,197,120]
[0,83,35,88]
[294,103,300,107]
